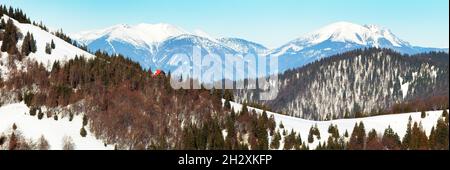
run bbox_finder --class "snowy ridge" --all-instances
[295,21,409,47]
[228,100,446,149]
[0,15,95,70]
[72,23,188,47]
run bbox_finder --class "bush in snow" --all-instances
[29,107,37,116]
[37,109,44,120]
[45,43,52,54]
[82,115,88,126]
[62,136,75,150]
[37,135,50,150]
[421,111,427,118]
[12,123,17,131]
[0,135,6,146]
[80,127,87,137]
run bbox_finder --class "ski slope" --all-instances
[0,102,112,150]
[228,101,446,149]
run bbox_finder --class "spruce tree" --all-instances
[51,39,56,49]
[1,19,19,54]
[270,130,281,150]
[45,43,52,54]
[435,118,449,150]
[421,111,426,119]
[402,116,413,150]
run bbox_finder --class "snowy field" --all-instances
[0,102,112,150]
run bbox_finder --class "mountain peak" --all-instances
[73,23,187,46]
[297,21,408,47]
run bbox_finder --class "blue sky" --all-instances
[2,0,449,48]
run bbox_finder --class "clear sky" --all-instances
[2,0,449,48]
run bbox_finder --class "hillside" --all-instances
[235,48,449,120]
[228,100,448,150]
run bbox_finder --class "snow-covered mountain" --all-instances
[73,21,447,78]
[71,23,187,69]
[218,37,268,55]
[73,24,268,80]
[270,22,447,72]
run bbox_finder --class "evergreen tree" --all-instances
[382,125,401,150]
[0,19,5,30]
[443,110,449,124]
[421,111,426,119]
[270,130,281,150]
[434,118,449,150]
[366,129,383,150]
[410,122,428,150]
[428,126,436,149]
[45,43,52,54]
[348,122,366,150]
[21,32,36,56]
[402,116,413,150]
[1,19,19,54]
[51,39,56,49]
[308,126,315,143]
[344,130,349,138]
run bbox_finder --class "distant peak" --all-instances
[296,21,407,47]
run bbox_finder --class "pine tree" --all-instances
[434,118,449,150]
[270,130,281,150]
[51,39,56,49]
[0,19,6,30]
[279,121,284,129]
[421,111,426,119]
[402,116,413,150]
[37,135,50,150]
[307,126,314,143]
[82,115,88,126]
[428,126,436,149]
[45,43,52,54]
[21,32,36,56]
[382,125,401,150]
[37,109,44,120]
[8,132,18,150]
[348,122,366,150]
[1,19,19,54]
[443,110,449,124]
[366,129,383,150]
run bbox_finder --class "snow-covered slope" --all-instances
[228,101,446,149]
[218,38,268,55]
[270,21,447,72]
[1,15,95,70]
[0,102,112,150]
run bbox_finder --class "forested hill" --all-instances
[235,48,449,120]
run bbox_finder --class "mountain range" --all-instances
[72,21,447,77]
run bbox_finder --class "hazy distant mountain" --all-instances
[269,22,448,72]
[73,21,447,78]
